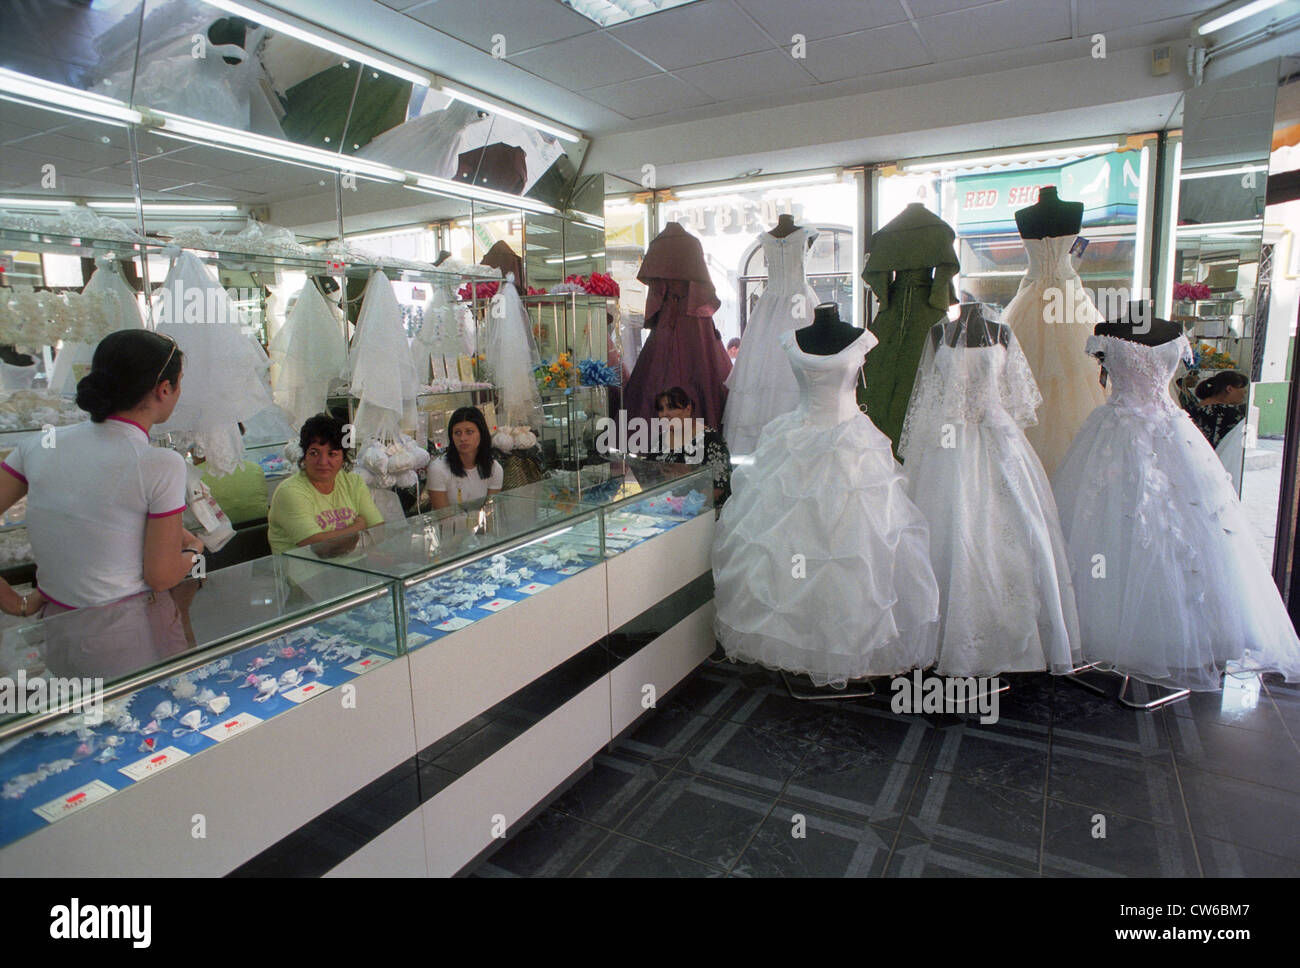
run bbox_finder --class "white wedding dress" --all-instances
[899,317,1082,677]
[1054,333,1300,690]
[712,329,940,687]
[723,228,819,455]
[1005,235,1107,477]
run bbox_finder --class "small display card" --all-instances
[515,581,550,595]
[556,565,586,575]
[344,654,391,674]
[281,681,333,704]
[435,616,475,632]
[119,746,190,782]
[34,780,116,823]
[1069,236,1089,257]
[479,598,515,612]
[202,712,262,742]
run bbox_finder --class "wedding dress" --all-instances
[1004,235,1107,477]
[723,228,819,456]
[899,312,1081,677]
[49,256,143,397]
[712,329,940,687]
[1053,333,1300,690]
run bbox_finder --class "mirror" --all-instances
[1173,59,1278,544]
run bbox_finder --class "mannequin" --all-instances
[795,302,862,356]
[929,302,1010,352]
[1014,186,1084,239]
[1094,300,1182,345]
[769,213,814,248]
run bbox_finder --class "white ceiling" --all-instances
[331,0,1224,132]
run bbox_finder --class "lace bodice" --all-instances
[1086,333,1191,414]
[759,228,817,295]
[780,328,876,427]
[1022,235,1078,285]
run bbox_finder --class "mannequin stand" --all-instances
[780,671,876,701]
[1064,666,1190,709]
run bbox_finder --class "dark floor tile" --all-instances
[816,702,934,760]
[731,804,892,877]
[573,833,726,877]
[471,809,609,877]
[978,672,1056,729]
[783,743,927,829]
[1169,680,1292,736]
[1041,799,1199,877]
[1195,834,1300,877]
[549,752,671,827]
[926,723,1050,795]
[723,688,837,743]
[1180,767,1300,862]
[656,669,750,721]
[681,719,817,796]
[1050,679,1174,755]
[1048,741,1183,826]
[1167,716,1300,794]
[616,772,773,870]
[884,834,1039,877]
[901,771,1043,870]
[611,710,713,767]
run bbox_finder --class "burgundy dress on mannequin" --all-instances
[623,222,731,429]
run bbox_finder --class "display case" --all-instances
[0,557,400,862]
[538,385,608,469]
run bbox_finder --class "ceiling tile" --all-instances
[735,0,908,42]
[915,0,1071,61]
[906,0,1002,16]
[512,32,661,90]
[582,73,714,119]
[675,47,818,101]
[802,21,931,83]
[410,0,595,53]
[1076,0,1217,33]
[608,0,773,70]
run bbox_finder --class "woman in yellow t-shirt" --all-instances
[268,413,384,553]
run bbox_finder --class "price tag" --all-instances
[515,581,550,595]
[344,654,390,674]
[202,712,262,742]
[119,746,190,782]
[556,565,586,575]
[281,681,333,704]
[479,598,515,612]
[34,780,116,823]
[434,616,474,632]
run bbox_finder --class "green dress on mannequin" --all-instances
[860,204,960,458]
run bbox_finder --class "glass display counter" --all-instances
[0,557,398,852]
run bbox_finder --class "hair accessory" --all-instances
[298,659,324,678]
[139,719,163,736]
[94,746,120,764]
[253,677,280,702]
[172,709,210,737]
[277,669,302,690]
[151,701,179,721]
[169,677,197,700]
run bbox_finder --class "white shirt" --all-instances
[425,453,503,505]
[3,417,187,608]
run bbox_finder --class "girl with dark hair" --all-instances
[648,386,732,505]
[267,412,384,553]
[0,329,202,612]
[424,406,503,509]
[1190,370,1248,448]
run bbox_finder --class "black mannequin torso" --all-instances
[930,303,1010,352]
[1014,186,1084,239]
[1093,301,1182,346]
[795,302,863,355]
[769,213,814,249]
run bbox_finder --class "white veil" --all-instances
[49,254,143,397]
[269,280,348,428]
[349,270,420,442]
[480,273,543,428]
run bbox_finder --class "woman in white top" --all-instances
[425,406,503,509]
[0,330,204,614]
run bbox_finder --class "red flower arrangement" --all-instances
[584,272,620,297]
[457,280,500,301]
[1173,282,1213,301]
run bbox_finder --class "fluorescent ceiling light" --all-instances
[545,252,605,263]
[204,0,434,87]
[0,197,75,209]
[149,112,406,182]
[88,202,240,214]
[0,68,141,125]
[1197,0,1286,34]
[1179,163,1270,180]
[901,142,1119,173]
[673,171,841,199]
[436,81,582,143]
[560,0,703,27]
[408,173,560,215]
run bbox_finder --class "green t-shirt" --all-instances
[201,460,269,525]
[267,470,385,553]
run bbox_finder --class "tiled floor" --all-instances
[468,657,1300,877]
